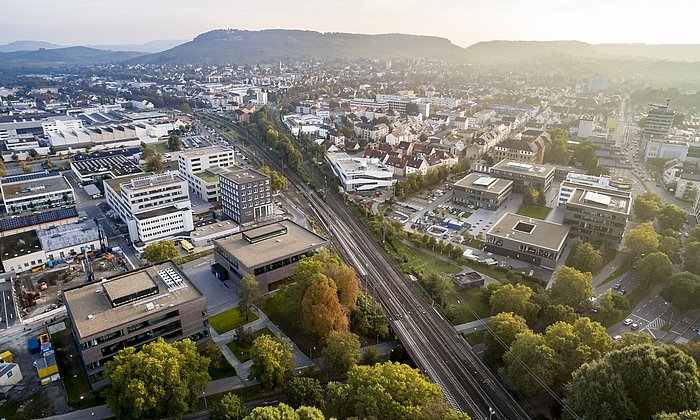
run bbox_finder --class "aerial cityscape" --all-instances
[0,2,699,420]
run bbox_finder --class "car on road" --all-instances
[619,289,627,296]
[631,323,639,330]
[613,283,621,290]
[623,318,633,326]
[613,335,622,341]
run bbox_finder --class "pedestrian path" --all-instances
[454,316,492,333]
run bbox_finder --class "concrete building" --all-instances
[557,173,634,206]
[0,207,79,238]
[219,169,273,225]
[177,146,237,202]
[104,172,194,243]
[326,152,394,192]
[643,100,674,138]
[0,230,43,273]
[452,173,513,210]
[563,188,631,247]
[1,171,75,214]
[64,261,209,389]
[71,155,144,184]
[485,213,570,269]
[577,115,595,138]
[213,219,329,293]
[490,160,555,193]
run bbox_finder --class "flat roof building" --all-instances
[490,160,555,193]
[0,171,74,214]
[219,169,273,225]
[485,213,570,269]
[71,155,144,184]
[178,146,237,202]
[64,261,208,389]
[557,173,634,206]
[0,207,79,238]
[453,173,513,210]
[326,151,394,192]
[563,187,631,247]
[213,219,329,293]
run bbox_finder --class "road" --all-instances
[201,112,532,419]
[0,279,17,328]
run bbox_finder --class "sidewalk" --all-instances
[454,316,492,333]
[592,251,627,288]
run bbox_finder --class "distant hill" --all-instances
[0,46,146,69]
[87,39,187,53]
[132,29,466,64]
[0,40,63,52]
[592,44,700,62]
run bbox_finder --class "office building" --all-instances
[64,261,209,389]
[219,169,273,225]
[1,171,75,214]
[490,160,555,193]
[563,187,631,247]
[104,172,194,243]
[326,152,394,192]
[577,115,595,138]
[557,173,633,206]
[177,146,237,202]
[485,213,570,269]
[643,100,674,138]
[452,173,513,210]
[213,219,329,292]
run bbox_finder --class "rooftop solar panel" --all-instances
[0,207,78,232]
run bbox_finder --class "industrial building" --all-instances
[70,154,143,184]
[63,261,209,389]
[213,219,329,292]
[452,173,513,210]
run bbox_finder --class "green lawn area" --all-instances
[516,204,552,220]
[261,292,320,357]
[208,307,258,334]
[227,165,241,171]
[226,328,275,362]
[154,142,170,154]
[448,287,492,325]
[195,171,220,183]
[393,240,461,275]
[51,325,106,410]
[201,347,237,380]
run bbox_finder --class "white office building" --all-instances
[557,173,632,206]
[326,152,394,192]
[104,172,194,243]
[577,115,595,138]
[177,146,237,202]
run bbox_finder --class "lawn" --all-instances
[208,307,258,334]
[198,344,237,380]
[448,287,492,325]
[226,327,275,362]
[516,204,552,220]
[393,240,461,275]
[51,325,106,410]
[261,291,320,357]
[154,142,170,154]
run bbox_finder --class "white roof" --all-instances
[583,190,611,206]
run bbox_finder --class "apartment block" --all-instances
[563,187,631,247]
[64,261,208,389]
[452,173,513,210]
[219,169,273,225]
[490,160,555,193]
[177,146,236,202]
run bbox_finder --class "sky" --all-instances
[3,0,700,47]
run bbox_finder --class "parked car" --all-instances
[631,323,640,330]
[623,318,633,326]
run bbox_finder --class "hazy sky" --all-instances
[3,0,700,47]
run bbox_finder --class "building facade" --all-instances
[644,100,674,138]
[490,160,555,193]
[64,261,208,389]
[326,152,394,192]
[452,173,513,210]
[557,173,633,206]
[1,171,75,213]
[219,169,273,225]
[177,146,236,202]
[563,187,631,247]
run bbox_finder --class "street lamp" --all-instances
[488,406,496,420]
[203,391,208,410]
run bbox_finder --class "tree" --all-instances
[168,133,183,151]
[360,347,380,365]
[239,274,259,321]
[180,102,192,114]
[658,204,687,231]
[684,241,700,275]
[324,330,361,374]
[659,236,681,263]
[564,344,700,420]
[522,187,544,208]
[210,393,248,420]
[597,290,630,324]
[0,159,5,177]
[654,411,700,420]
[661,272,700,311]
[549,266,594,310]
[636,252,673,289]
[538,303,579,330]
[248,335,294,390]
[301,273,349,338]
[573,140,598,171]
[489,283,539,319]
[141,241,179,264]
[544,129,570,165]
[502,330,559,397]
[199,339,224,371]
[484,312,530,363]
[567,241,604,274]
[633,192,662,221]
[258,166,287,191]
[104,338,210,420]
[244,404,324,420]
[327,362,464,419]
[141,143,157,160]
[623,222,660,257]
[615,333,653,348]
[145,154,164,173]
[350,293,389,339]
[324,262,359,311]
[689,225,700,242]
[285,377,324,410]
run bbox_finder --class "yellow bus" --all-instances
[179,240,194,254]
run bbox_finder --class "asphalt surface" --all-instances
[0,279,17,328]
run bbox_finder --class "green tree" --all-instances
[573,140,598,171]
[239,274,259,321]
[210,393,248,420]
[0,159,5,177]
[502,330,559,397]
[683,242,700,275]
[615,333,653,348]
[597,290,630,324]
[658,204,687,231]
[633,192,662,221]
[285,377,325,410]
[168,133,183,151]
[180,102,192,114]
[141,143,157,160]
[324,330,361,374]
[567,241,604,274]
[544,129,570,164]
[141,241,179,264]
[104,338,210,420]
[636,252,673,289]
[258,166,287,191]
[327,362,464,419]
[489,283,539,319]
[248,335,294,390]
[654,411,700,420]
[145,154,164,173]
[564,344,700,420]
[659,236,681,263]
[360,347,380,365]
[537,303,579,330]
[350,292,389,339]
[688,225,700,242]
[484,312,530,363]
[661,272,700,311]
[549,266,595,310]
[301,273,348,338]
[244,404,324,420]
[623,222,660,257]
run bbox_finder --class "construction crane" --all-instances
[82,246,94,283]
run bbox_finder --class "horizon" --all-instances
[3,0,700,47]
